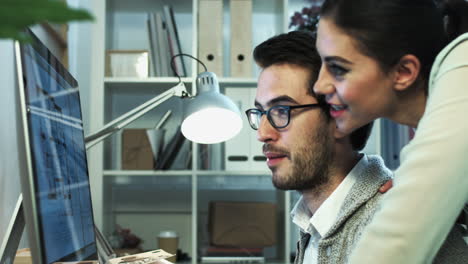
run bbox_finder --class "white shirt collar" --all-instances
[291,154,368,237]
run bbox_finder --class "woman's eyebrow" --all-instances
[324,56,353,65]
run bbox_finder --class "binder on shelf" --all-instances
[163,5,187,77]
[229,0,253,77]
[198,0,224,76]
[225,88,250,170]
[380,119,412,170]
[248,88,267,171]
[224,87,267,171]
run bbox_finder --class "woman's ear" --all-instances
[393,54,421,92]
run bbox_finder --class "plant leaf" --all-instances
[0,0,94,42]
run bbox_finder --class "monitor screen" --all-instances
[16,29,97,263]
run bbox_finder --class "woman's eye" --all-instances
[327,63,349,77]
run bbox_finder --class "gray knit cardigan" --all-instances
[294,155,468,264]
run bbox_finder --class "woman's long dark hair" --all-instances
[319,0,462,83]
[439,0,468,41]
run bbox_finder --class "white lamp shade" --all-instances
[181,72,243,144]
[182,108,242,144]
[181,94,242,144]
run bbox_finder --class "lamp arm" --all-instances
[85,82,189,150]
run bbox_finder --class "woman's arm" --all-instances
[348,41,468,263]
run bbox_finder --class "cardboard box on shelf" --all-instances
[122,129,154,170]
[208,201,277,248]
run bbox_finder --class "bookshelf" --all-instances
[87,0,383,263]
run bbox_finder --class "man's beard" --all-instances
[268,122,334,191]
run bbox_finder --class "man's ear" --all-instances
[393,54,421,92]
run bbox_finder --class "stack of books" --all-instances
[147,5,187,77]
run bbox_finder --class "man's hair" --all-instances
[253,30,321,97]
[253,31,372,151]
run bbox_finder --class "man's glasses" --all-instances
[245,104,321,130]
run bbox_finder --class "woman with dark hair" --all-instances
[313,0,468,262]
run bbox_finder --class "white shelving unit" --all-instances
[87,0,382,263]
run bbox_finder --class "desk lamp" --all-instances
[0,53,243,264]
[85,55,242,149]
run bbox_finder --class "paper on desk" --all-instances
[107,249,174,264]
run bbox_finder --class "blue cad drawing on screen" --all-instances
[0,29,100,264]
[21,36,97,263]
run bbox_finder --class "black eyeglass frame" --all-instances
[245,103,321,130]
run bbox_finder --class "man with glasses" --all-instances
[248,31,467,264]
[247,31,393,263]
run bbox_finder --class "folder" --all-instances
[225,87,250,170]
[225,87,268,171]
[198,0,224,76]
[230,0,252,77]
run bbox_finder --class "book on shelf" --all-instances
[147,12,172,77]
[147,13,159,77]
[163,5,187,77]
[168,136,192,170]
[155,126,188,170]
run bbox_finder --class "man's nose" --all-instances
[257,115,278,143]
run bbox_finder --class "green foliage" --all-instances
[0,0,94,42]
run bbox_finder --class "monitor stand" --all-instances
[0,195,115,264]
[0,195,24,264]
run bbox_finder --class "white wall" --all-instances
[67,0,106,231]
[68,0,93,135]
[0,40,28,250]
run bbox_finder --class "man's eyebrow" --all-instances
[254,95,299,109]
[324,56,353,65]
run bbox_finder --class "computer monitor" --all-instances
[14,29,98,263]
